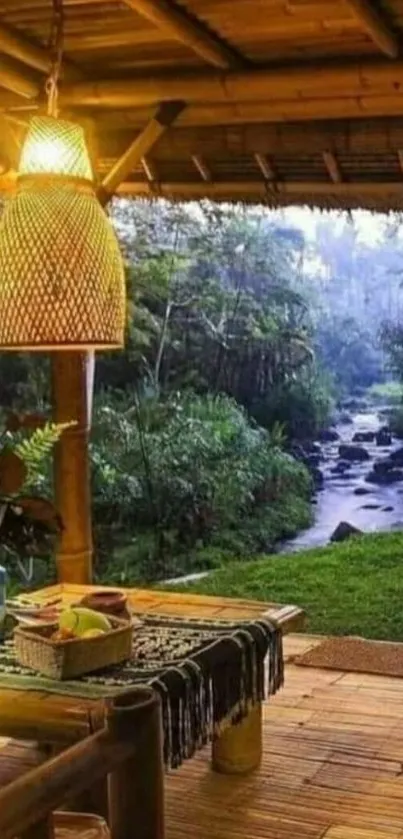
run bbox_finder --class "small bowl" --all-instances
[79,590,131,621]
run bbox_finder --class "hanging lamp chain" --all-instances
[46,0,64,118]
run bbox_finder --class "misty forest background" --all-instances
[3,200,403,588]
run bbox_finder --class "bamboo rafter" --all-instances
[122,0,246,69]
[254,153,276,181]
[323,150,343,183]
[191,154,211,181]
[97,100,184,203]
[345,0,399,58]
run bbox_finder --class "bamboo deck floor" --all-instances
[165,633,403,839]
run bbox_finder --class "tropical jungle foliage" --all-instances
[3,202,403,586]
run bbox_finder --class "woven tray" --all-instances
[14,617,132,680]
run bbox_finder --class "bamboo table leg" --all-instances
[211,703,262,775]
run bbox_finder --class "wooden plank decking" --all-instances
[165,633,403,839]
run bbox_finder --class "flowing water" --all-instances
[281,408,403,553]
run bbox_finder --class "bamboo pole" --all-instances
[98,101,184,203]
[61,58,403,109]
[0,55,39,98]
[323,150,343,183]
[122,0,244,69]
[0,23,50,73]
[52,353,94,585]
[108,689,164,839]
[345,0,399,58]
[191,154,211,181]
[254,153,276,181]
[115,179,403,199]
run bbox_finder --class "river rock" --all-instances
[360,503,381,510]
[366,468,403,485]
[303,441,322,456]
[318,428,339,443]
[338,443,370,462]
[305,453,321,468]
[330,521,363,543]
[382,506,394,512]
[339,412,353,425]
[330,459,351,474]
[376,428,392,446]
[352,431,375,443]
[311,467,324,489]
[373,458,394,476]
[389,446,403,466]
[354,486,371,495]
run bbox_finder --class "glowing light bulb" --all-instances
[19,116,93,180]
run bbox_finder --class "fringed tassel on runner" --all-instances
[153,619,283,769]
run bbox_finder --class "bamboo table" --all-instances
[0,584,304,778]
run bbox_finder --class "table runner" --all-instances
[0,612,283,768]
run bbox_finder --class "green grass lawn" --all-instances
[173,532,403,641]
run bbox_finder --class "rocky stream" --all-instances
[282,406,403,552]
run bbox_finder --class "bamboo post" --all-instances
[211,703,263,775]
[22,817,54,839]
[52,352,94,584]
[107,688,164,839]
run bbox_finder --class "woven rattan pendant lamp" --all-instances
[0,0,125,351]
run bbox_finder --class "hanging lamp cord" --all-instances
[46,0,64,117]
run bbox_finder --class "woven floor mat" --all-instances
[294,635,403,678]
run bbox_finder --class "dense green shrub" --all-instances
[90,390,311,582]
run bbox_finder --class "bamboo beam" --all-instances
[61,58,403,110]
[397,149,403,174]
[0,23,50,74]
[141,155,157,181]
[115,179,403,199]
[191,154,211,181]
[345,0,399,58]
[122,0,245,69]
[0,55,39,98]
[98,100,184,203]
[254,152,276,181]
[323,150,343,183]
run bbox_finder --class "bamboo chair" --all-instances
[0,686,164,839]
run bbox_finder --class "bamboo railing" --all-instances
[0,687,164,839]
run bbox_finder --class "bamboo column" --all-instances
[53,104,183,584]
[108,688,164,839]
[52,352,94,584]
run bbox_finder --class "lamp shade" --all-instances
[0,116,125,351]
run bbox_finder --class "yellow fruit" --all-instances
[81,628,106,639]
[59,607,111,637]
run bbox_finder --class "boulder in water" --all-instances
[330,459,351,474]
[382,506,394,512]
[373,458,394,476]
[352,431,375,443]
[330,521,363,543]
[338,443,370,462]
[318,428,339,443]
[389,446,403,466]
[366,468,403,485]
[354,486,371,496]
[304,453,321,468]
[311,467,324,489]
[376,428,392,446]
[339,412,353,425]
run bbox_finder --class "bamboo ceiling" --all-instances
[3,1,403,209]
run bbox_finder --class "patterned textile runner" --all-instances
[0,613,283,769]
